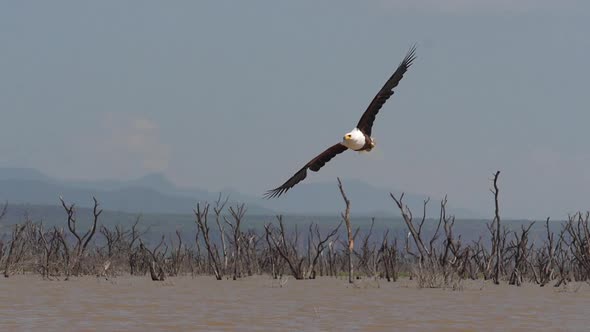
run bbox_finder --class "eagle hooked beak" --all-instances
[344,134,352,140]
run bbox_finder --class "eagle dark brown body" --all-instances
[357,133,375,152]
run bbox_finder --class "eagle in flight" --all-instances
[264,45,417,199]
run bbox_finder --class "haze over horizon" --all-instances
[1,1,589,220]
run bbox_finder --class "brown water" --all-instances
[0,275,588,331]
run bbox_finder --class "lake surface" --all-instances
[1,275,588,331]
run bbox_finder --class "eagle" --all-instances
[264,45,417,199]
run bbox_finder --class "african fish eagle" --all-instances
[264,45,417,199]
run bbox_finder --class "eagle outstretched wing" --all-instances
[264,143,348,198]
[356,45,417,136]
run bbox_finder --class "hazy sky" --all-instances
[1,1,589,219]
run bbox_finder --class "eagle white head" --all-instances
[342,128,366,150]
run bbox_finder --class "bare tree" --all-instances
[390,193,429,262]
[379,230,399,282]
[38,225,60,280]
[337,177,354,284]
[354,218,380,278]
[194,202,223,280]
[491,171,501,285]
[241,229,260,276]
[127,216,145,275]
[3,221,29,277]
[169,230,186,276]
[193,223,203,274]
[553,228,570,287]
[100,225,123,260]
[58,196,101,278]
[0,201,7,221]
[390,193,464,288]
[508,222,535,286]
[264,216,305,280]
[225,203,246,280]
[139,236,166,281]
[530,218,557,286]
[213,194,230,273]
[263,220,284,279]
[308,221,342,279]
[263,216,340,280]
[564,211,590,281]
[0,202,9,273]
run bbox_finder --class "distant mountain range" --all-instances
[0,167,482,218]
[0,167,274,215]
